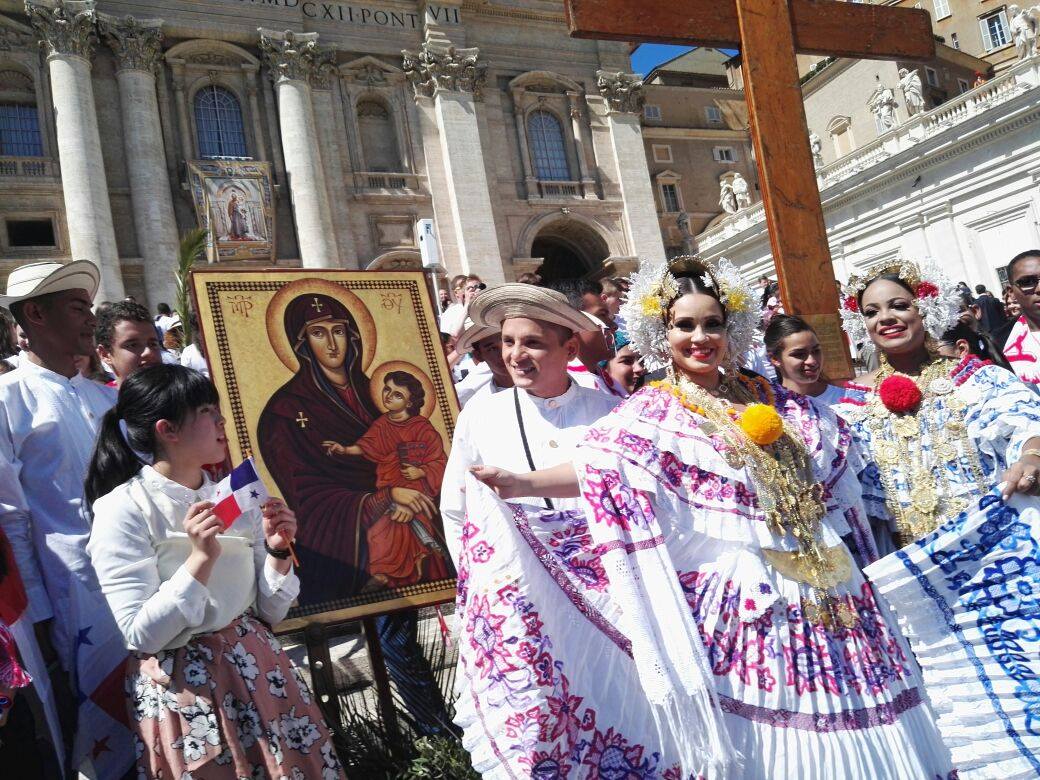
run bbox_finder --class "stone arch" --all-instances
[367,250,422,271]
[508,70,584,94]
[518,212,616,283]
[165,39,261,70]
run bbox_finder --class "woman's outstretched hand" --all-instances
[470,465,525,499]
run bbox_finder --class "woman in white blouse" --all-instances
[764,314,848,410]
[85,364,344,779]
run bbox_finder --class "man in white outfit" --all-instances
[0,261,132,777]
[441,285,620,560]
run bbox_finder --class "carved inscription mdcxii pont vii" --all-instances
[233,0,461,28]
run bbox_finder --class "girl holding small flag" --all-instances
[84,364,344,779]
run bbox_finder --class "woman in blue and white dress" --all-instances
[837,260,1040,776]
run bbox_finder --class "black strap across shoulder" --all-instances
[513,387,555,511]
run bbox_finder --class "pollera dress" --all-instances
[452,375,954,779]
[839,356,1040,776]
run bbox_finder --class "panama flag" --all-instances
[211,457,270,529]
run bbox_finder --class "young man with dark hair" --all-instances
[0,261,132,776]
[999,249,1040,387]
[95,300,163,386]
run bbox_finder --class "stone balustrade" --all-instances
[698,53,1040,253]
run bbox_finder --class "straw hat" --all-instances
[0,260,100,308]
[468,283,596,334]
[454,319,500,353]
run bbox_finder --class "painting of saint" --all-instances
[189,160,276,262]
[256,291,452,613]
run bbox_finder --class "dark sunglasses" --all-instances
[1013,274,1040,294]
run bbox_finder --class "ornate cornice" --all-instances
[402,40,487,100]
[258,28,319,84]
[98,14,163,74]
[25,0,97,61]
[596,70,645,114]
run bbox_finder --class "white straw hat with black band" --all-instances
[0,260,101,309]
[468,283,596,334]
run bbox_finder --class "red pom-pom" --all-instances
[842,295,859,313]
[915,281,939,299]
[878,374,922,413]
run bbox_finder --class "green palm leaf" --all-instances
[175,228,207,345]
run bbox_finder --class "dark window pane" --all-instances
[0,104,43,157]
[193,86,248,158]
[7,219,55,247]
[527,110,571,181]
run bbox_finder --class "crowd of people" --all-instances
[439,250,1040,777]
[1,246,1039,779]
[0,261,339,778]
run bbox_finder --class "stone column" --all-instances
[597,70,666,264]
[403,39,503,282]
[26,0,124,301]
[567,91,596,199]
[99,14,178,307]
[310,51,357,266]
[259,28,337,268]
[510,88,538,199]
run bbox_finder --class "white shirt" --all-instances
[567,358,614,395]
[87,466,299,653]
[155,314,179,338]
[179,342,209,377]
[454,362,493,407]
[465,377,510,407]
[1004,316,1040,387]
[441,381,620,562]
[809,383,847,412]
[0,359,116,657]
[439,303,467,337]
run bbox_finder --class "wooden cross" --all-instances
[565,0,936,377]
[295,411,309,429]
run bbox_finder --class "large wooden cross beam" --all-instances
[565,0,936,377]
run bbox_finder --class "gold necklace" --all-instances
[866,355,986,546]
[663,370,857,628]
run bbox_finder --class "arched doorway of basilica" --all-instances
[527,217,611,284]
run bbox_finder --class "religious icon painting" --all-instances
[190,269,458,629]
[188,160,275,264]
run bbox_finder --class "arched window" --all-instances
[827,115,855,160]
[194,85,248,158]
[356,99,401,172]
[0,70,42,157]
[527,110,571,181]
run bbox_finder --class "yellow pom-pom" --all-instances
[725,289,749,313]
[739,403,784,446]
[640,294,663,317]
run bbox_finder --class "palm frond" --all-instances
[175,228,207,345]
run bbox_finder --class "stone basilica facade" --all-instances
[0,0,666,306]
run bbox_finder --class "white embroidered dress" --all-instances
[452,379,954,779]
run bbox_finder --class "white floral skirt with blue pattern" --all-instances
[124,612,344,780]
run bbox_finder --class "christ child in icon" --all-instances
[323,370,450,588]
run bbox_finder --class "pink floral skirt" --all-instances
[125,613,344,779]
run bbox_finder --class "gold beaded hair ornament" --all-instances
[838,258,961,359]
[621,255,761,372]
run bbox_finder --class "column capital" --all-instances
[258,28,319,84]
[310,48,337,91]
[98,14,163,74]
[402,39,487,101]
[25,0,98,61]
[596,70,645,115]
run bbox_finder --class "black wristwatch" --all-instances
[264,541,291,560]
